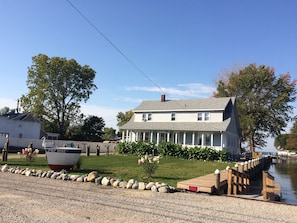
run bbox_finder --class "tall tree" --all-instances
[117,110,134,127]
[214,64,296,152]
[103,127,117,141]
[81,115,105,141]
[20,54,97,137]
[286,121,297,151]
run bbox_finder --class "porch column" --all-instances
[192,132,195,146]
[157,132,160,145]
[150,132,153,143]
[122,131,125,142]
[167,132,170,142]
[135,132,139,142]
[221,132,224,149]
[211,133,214,146]
[183,132,186,146]
[201,133,205,146]
[143,132,146,141]
[175,132,178,144]
[126,130,129,142]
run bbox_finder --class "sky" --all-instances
[1,0,297,152]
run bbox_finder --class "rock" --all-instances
[158,185,169,193]
[119,181,127,188]
[145,182,155,190]
[112,180,121,187]
[76,176,84,182]
[151,185,158,192]
[138,182,147,190]
[69,175,80,181]
[95,176,103,185]
[101,177,110,186]
[46,171,54,178]
[132,181,139,189]
[63,174,70,181]
[87,171,98,182]
[41,172,47,178]
[126,179,135,189]
[51,172,61,179]
[1,164,9,172]
[25,170,31,176]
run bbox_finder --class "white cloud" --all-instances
[80,104,120,130]
[125,82,216,99]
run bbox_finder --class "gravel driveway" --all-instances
[0,172,296,223]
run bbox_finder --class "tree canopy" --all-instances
[20,54,97,138]
[81,115,105,141]
[117,110,134,127]
[214,64,296,152]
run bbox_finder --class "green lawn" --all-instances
[1,154,234,187]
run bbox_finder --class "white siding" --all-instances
[135,111,223,122]
[0,117,41,139]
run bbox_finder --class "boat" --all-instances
[42,137,81,171]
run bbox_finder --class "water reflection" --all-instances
[268,158,297,205]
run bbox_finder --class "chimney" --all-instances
[161,94,166,102]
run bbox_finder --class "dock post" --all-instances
[96,145,100,156]
[214,169,220,194]
[86,145,90,156]
[233,164,239,195]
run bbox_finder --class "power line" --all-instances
[65,0,165,95]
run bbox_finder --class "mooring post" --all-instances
[86,145,90,157]
[2,138,9,162]
[214,169,220,194]
[96,145,100,156]
[233,164,239,195]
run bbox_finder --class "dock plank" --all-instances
[177,170,227,194]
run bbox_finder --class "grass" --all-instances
[1,154,234,187]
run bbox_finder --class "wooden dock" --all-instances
[177,170,228,194]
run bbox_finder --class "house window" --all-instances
[205,112,210,121]
[197,112,210,121]
[171,112,176,121]
[197,112,203,121]
[205,133,211,146]
[142,113,146,121]
[147,113,152,121]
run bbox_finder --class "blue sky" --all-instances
[1,0,297,151]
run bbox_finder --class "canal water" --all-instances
[268,158,297,205]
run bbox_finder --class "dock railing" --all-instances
[262,170,278,200]
[227,157,269,196]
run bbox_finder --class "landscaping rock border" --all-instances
[0,164,176,193]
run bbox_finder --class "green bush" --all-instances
[117,142,228,161]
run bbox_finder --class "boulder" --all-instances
[151,185,158,192]
[101,177,111,186]
[1,164,9,172]
[95,176,103,185]
[145,182,155,190]
[87,171,98,182]
[158,185,169,193]
[138,182,147,190]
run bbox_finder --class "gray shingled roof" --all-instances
[120,118,231,132]
[133,97,233,112]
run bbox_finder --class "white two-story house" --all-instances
[120,95,241,157]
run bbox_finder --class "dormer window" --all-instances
[147,113,152,121]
